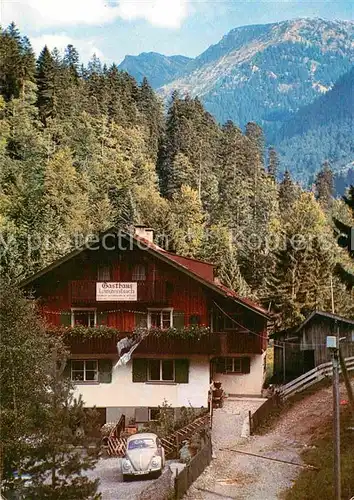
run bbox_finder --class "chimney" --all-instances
[134,225,154,244]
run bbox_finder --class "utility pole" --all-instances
[327,325,341,500]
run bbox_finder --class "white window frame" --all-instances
[71,308,97,327]
[148,359,175,382]
[225,358,242,374]
[147,308,173,329]
[71,359,98,382]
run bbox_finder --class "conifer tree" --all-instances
[279,169,299,214]
[334,186,354,287]
[168,185,205,257]
[245,121,265,166]
[36,46,58,123]
[267,146,279,181]
[315,160,334,210]
[0,285,100,499]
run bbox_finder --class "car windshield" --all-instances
[128,438,155,450]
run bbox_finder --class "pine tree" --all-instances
[245,121,265,166]
[279,170,299,214]
[137,77,164,160]
[315,160,334,210]
[168,185,205,257]
[267,146,279,181]
[23,361,100,499]
[36,46,58,124]
[267,192,340,328]
[0,24,36,100]
[334,185,354,287]
[0,284,100,499]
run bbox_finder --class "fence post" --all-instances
[248,410,253,436]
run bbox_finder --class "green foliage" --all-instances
[0,284,100,498]
[285,409,354,500]
[0,22,353,334]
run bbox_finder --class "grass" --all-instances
[285,408,354,500]
[255,377,333,435]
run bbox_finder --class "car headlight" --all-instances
[122,459,132,470]
[150,456,161,468]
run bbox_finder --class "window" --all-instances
[128,438,155,450]
[71,309,96,327]
[133,358,189,384]
[148,359,175,382]
[148,309,173,329]
[225,358,242,373]
[214,357,250,374]
[97,265,111,281]
[149,408,160,421]
[71,360,98,382]
[132,264,146,281]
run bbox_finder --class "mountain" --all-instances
[275,66,354,183]
[158,18,354,133]
[118,52,192,88]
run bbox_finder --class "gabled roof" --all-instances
[295,310,354,332]
[271,310,354,339]
[20,228,270,319]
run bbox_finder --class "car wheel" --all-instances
[123,474,132,482]
[150,469,162,479]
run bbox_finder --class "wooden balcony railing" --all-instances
[70,280,168,304]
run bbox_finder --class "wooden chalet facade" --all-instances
[273,311,354,382]
[22,226,270,425]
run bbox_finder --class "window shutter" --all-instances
[98,359,113,383]
[215,357,226,374]
[97,312,108,326]
[241,357,251,374]
[60,311,71,326]
[173,311,185,330]
[132,358,148,382]
[175,359,189,383]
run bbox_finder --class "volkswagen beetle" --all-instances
[122,433,165,481]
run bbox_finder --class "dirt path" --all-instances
[184,384,348,500]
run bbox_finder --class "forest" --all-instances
[0,22,353,330]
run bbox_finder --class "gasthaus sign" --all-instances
[96,282,137,301]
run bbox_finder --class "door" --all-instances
[303,350,315,373]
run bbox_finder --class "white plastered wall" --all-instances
[73,355,210,409]
[214,353,266,396]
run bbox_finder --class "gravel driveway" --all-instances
[85,457,158,500]
[184,386,348,499]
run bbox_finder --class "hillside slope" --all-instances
[276,66,354,182]
[118,52,191,88]
[159,18,354,133]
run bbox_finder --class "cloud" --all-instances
[30,34,104,62]
[1,0,189,29]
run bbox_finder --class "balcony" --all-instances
[70,280,169,304]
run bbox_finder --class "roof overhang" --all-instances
[20,228,270,320]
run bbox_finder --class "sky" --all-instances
[0,0,353,64]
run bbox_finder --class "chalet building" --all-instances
[22,226,270,425]
[272,311,354,382]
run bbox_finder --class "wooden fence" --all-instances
[279,356,354,400]
[248,356,354,435]
[174,436,212,499]
[249,393,281,435]
[103,413,211,458]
